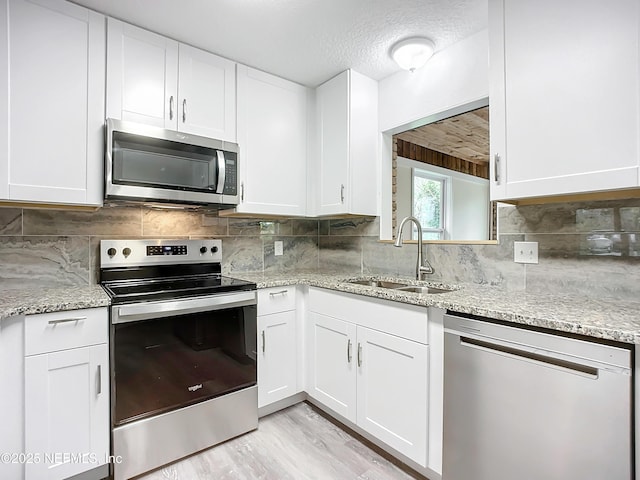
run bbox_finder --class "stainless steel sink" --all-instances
[396,286,452,294]
[348,279,409,289]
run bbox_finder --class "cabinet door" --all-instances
[178,44,236,141]
[258,311,298,408]
[314,69,379,216]
[490,0,640,201]
[348,70,378,216]
[236,65,307,215]
[316,71,350,215]
[106,17,178,129]
[306,312,357,422]
[0,0,105,205]
[25,343,109,480]
[356,326,428,467]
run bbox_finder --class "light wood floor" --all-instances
[136,402,424,480]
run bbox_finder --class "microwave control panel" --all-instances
[222,152,237,196]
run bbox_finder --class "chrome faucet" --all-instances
[394,216,434,280]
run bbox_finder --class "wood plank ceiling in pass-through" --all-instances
[395,106,489,166]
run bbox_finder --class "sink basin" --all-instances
[348,279,409,289]
[396,286,452,295]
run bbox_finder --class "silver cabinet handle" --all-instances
[269,290,288,297]
[169,95,174,120]
[48,316,86,325]
[261,330,266,353]
[240,182,245,201]
[357,343,362,367]
[347,339,352,363]
[182,98,187,123]
[494,153,501,185]
[97,365,102,395]
[340,184,345,203]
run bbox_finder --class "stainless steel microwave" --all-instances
[105,119,239,208]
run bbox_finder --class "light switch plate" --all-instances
[274,241,284,256]
[514,241,538,264]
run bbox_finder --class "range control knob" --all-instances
[122,247,131,257]
[200,246,208,254]
[107,247,117,257]
[210,246,219,253]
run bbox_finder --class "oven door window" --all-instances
[112,305,257,426]
[112,131,219,193]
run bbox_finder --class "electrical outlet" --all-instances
[514,241,538,264]
[274,241,284,256]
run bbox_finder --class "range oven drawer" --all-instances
[25,308,108,356]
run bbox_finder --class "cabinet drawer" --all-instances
[25,308,108,356]
[257,286,296,315]
[308,287,428,344]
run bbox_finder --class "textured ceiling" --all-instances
[70,0,488,87]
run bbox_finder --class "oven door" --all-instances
[110,291,257,427]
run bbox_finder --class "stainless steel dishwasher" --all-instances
[443,313,633,480]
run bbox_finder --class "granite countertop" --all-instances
[235,272,640,345]
[2,274,639,345]
[0,284,110,320]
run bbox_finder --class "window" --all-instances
[412,169,448,240]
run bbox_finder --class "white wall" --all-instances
[379,29,489,134]
[450,176,489,240]
[379,29,489,239]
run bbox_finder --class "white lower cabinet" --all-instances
[306,288,429,468]
[257,287,299,409]
[356,327,428,467]
[258,310,298,408]
[307,312,357,421]
[23,308,109,480]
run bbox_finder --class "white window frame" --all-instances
[411,168,452,240]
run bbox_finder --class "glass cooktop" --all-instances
[103,275,256,304]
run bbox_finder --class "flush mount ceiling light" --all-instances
[390,37,435,72]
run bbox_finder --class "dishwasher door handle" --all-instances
[459,336,599,379]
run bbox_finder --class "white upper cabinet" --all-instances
[235,65,308,216]
[106,18,177,129]
[313,70,378,216]
[0,0,105,206]
[107,18,236,142]
[178,43,236,140]
[489,0,640,202]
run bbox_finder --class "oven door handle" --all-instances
[113,291,256,323]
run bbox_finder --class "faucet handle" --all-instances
[419,261,435,275]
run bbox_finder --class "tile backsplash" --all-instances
[0,206,380,288]
[1,198,639,300]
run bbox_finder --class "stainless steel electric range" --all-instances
[100,239,257,480]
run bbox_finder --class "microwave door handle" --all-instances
[216,150,226,194]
